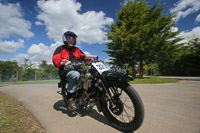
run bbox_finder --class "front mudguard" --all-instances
[105,73,133,83]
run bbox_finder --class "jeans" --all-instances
[66,70,80,93]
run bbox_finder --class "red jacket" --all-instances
[52,45,86,68]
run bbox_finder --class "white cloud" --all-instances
[36,0,113,44]
[104,57,113,63]
[11,42,61,65]
[0,3,34,39]
[26,42,93,64]
[35,21,44,26]
[195,14,200,22]
[0,39,24,55]
[28,43,50,55]
[83,51,91,55]
[13,41,92,64]
[179,26,200,43]
[170,0,200,22]
[49,41,61,52]
[12,53,29,64]
[25,41,62,64]
[171,27,179,32]
[123,0,135,5]
[27,43,52,63]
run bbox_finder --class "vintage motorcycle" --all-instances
[58,56,144,132]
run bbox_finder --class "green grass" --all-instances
[129,77,178,84]
[0,92,46,133]
[0,78,178,85]
[0,79,59,84]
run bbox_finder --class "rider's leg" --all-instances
[66,70,80,93]
[65,70,80,110]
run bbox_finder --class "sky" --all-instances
[0,0,200,65]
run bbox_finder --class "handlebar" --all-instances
[63,60,98,71]
[63,55,104,71]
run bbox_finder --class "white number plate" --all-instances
[92,62,110,74]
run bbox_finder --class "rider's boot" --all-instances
[66,92,78,111]
[61,88,68,99]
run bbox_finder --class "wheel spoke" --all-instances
[123,103,135,114]
[120,97,128,103]
[110,86,116,95]
[123,107,134,122]
[120,114,126,123]
[116,87,122,95]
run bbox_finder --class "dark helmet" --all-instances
[62,31,78,45]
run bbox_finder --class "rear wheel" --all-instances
[101,81,144,132]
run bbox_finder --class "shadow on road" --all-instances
[53,100,111,126]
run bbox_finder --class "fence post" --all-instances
[35,70,37,80]
[16,70,19,81]
[0,71,2,82]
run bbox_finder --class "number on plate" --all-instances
[92,62,110,74]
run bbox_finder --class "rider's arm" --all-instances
[52,45,68,68]
[79,49,88,62]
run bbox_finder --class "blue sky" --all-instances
[0,0,200,65]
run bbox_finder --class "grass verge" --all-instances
[0,79,59,84]
[129,77,178,84]
[0,91,46,133]
[0,78,179,84]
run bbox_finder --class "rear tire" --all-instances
[101,81,144,132]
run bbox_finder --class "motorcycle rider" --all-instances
[52,31,87,110]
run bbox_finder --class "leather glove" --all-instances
[73,62,82,69]
[60,59,74,70]
[65,63,74,70]
[60,59,73,70]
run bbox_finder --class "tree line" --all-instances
[1,0,200,82]
[105,0,200,77]
[0,59,59,82]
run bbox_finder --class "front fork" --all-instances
[97,75,120,111]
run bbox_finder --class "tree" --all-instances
[19,58,35,81]
[173,38,200,76]
[39,60,48,68]
[36,60,59,80]
[0,61,19,81]
[104,0,183,77]
[21,58,34,69]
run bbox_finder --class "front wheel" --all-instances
[101,81,144,132]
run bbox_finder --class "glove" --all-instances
[73,62,82,69]
[65,63,74,70]
[60,59,73,70]
[61,59,75,70]
[60,59,70,65]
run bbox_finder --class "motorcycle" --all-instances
[58,56,144,132]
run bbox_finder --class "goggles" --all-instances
[67,36,76,41]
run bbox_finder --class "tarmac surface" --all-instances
[0,77,200,133]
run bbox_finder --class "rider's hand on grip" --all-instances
[60,59,74,70]
[65,63,74,70]
[72,62,82,69]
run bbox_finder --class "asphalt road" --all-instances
[0,79,200,133]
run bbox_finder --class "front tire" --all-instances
[101,81,144,132]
